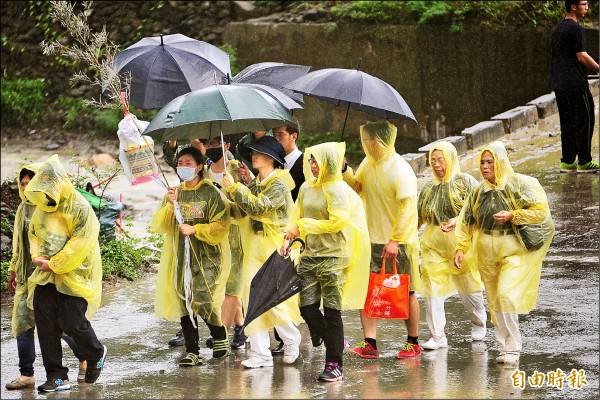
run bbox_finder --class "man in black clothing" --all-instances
[273,120,305,202]
[549,0,599,173]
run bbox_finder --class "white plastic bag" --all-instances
[382,274,401,288]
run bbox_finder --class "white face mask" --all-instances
[177,166,198,182]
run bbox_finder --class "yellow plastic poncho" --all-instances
[343,121,421,292]
[455,141,555,316]
[226,169,303,336]
[24,154,103,319]
[289,142,371,309]
[418,141,483,298]
[9,163,42,337]
[152,179,230,326]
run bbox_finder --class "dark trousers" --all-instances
[33,283,104,380]
[555,88,596,165]
[180,315,225,355]
[299,302,344,365]
[16,327,84,377]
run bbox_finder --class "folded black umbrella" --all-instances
[243,238,305,329]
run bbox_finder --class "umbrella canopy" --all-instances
[231,82,303,111]
[232,62,311,103]
[243,239,305,330]
[143,84,294,143]
[114,33,231,109]
[284,67,417,139]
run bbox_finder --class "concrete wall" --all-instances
[224,22,599,152]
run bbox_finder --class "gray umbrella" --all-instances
[284,62,417,139]
[232,62,311,103]
[114,33,231,109]
[230,82,303,111]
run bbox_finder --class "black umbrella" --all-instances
[232,62,311,103]
[114,33,231,109]
[243,238,305,329]
[284,59,417,140]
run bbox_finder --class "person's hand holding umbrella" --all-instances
[221,170,235,189]
[281,225,300,256]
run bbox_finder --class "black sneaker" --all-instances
[168,330,185,347]
[85,345,107,384]
[206,336,214,349]
[231,325,248,349]
[38,378,71,392]
[318,362,343,382]
[270,340,284,356]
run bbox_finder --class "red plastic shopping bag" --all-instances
[364,258,410,319]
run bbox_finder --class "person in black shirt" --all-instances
[549,0,599,173]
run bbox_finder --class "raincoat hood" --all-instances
[303,142,345,187]
[478,141,515,188]
[360,121,397,163]
[262,168,296,191]
[24,154,74,213]
[429,141,460,184]
[17,162,43,204]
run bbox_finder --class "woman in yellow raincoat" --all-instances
[222,135,303,369]
[343,120,422,359]
[454,141,554,364]
[152,147,231,367]
[283,142,370,382]
[418,141,487,351]
[24,154,106,391]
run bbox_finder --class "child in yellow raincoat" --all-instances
[152,147,231,367]
[283,142,370,382]
[454,141,555,364]
[24,154,106,391]
[418,141,486,350]
[5,163,86,391]
[343,120,422,359]
[222,135,303,369]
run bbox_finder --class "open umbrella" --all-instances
[284,60,417,140]
[114,33,231,109]
[243,239,305,330]
[232,62,311,103]
[231,82,303,112]
[143,84,294,143]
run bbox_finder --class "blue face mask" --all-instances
[177,166,197,182]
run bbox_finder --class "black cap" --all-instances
[241,136,286,167]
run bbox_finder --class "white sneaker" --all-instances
[503,352,520,364]
[471,324,487,341]
[282,339,300,364]
[421,337,448,350]
[495,351,506,363]
[241,355,274,369]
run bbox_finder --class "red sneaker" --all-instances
[348,341,379,359]
[396,342,421,358]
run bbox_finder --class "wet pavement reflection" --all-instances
[1,110,598,399]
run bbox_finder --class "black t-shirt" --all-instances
[549,19,588,91]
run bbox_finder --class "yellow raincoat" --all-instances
[290,142,371,309]
[9,163,42,337]
[226,169,303,336]
[24,154,103,319]
[343,121,421,292]
[455,141,554,316]
[418,141,483,298]
[152,179,230,326]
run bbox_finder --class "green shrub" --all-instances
[297,131,364,167]
[56,96,90,129]
[92,107,122,134]
[0,261,9,291]
[218,43,241,77]
[1,78,48,127]
[100,235,143,281]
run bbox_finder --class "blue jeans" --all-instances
[16,328,85,377]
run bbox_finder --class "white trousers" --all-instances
[493,311,522,352]
[249,322,301,360]
[425,291,486,340]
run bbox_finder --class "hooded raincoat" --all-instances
[455,141,554,317]
[9,163,42,337]
[343,122,421,292]
[24,154,103,319]
[226,169,303,336]
[152,179,231,326]
[418,141,483,298]
[290,142,370,309]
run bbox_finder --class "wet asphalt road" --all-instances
[1,109,598,399]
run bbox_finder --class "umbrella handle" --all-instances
[285,238,305,255]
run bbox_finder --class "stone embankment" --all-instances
[403,79,600,175]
